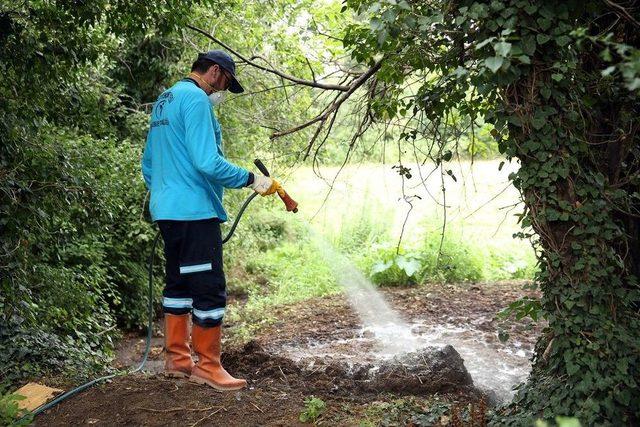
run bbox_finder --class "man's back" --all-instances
[142,79,249,222]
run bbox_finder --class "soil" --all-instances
[36,281,542,426]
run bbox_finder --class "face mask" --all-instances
[208,91,226,106]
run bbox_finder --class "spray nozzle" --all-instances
[253,159,298,213]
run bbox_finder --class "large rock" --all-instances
[368,345,474,394]
[227,341,476,397]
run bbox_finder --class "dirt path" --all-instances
[37,281,542,426]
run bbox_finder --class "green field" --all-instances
[283,159,537,281]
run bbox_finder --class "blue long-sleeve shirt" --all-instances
[142,79,249,222]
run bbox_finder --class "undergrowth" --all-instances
[333,208,536,286]
[224,208,340,343]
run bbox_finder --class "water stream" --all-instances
[313,235,420,356]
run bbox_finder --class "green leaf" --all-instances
[371,260,393,275]
[377,29,388,46]
[537,18,551,30]
[484,56,504,72]
[521,36,537,55]
[627,77,640,91]
[518,55,531,64]
[452,66,468,78]
[532,115,546,130]
[398,1,411,11]
[493,41,512,57]
[396,256,421,277]
[566,361,580,375]
[536,34,551,44]
[475,37,496,50]
[556,35,571,46]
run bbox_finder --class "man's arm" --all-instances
[141,132,152,190]
[183,96,249,188]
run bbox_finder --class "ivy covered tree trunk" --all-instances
[496,3,639,425]
[341,0,639,423]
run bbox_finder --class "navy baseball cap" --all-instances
[198,50,244,93]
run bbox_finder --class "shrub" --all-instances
[361,245,422,286]
[299,396,326,423]
[419,233,485,283]
[0,127,157,388]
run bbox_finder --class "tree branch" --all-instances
[186,24,352,91]
[269,59,383,140]
[601,0,640,29]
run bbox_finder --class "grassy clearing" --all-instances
[223,209,340,342]
[286,160,538,284]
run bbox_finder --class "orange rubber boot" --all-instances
[189,324,247,391]
[164,313,194,378]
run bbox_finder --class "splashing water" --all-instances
[312,235,420,356]
[310,234,532,402]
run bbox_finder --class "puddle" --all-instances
[277,321,532,403]
[306,236,533,403]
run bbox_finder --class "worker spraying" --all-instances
[141,50,289,391]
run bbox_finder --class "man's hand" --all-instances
[250,175,279,196]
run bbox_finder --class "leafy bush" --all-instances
[358,227,537,286]
[360,235,484,286]
[361,245,422,286]
[0,127,158,388]
[419,233,485,283]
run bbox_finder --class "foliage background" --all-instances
[0,0,332,388]
[3,0,637,425]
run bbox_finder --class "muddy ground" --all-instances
[37,281,542,426]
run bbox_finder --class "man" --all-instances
[141,50,278,391]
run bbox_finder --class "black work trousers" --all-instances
[157,218,226,327]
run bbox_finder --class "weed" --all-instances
[359,245,422,286]
[0,391,32,426]
[419,231,485,283]
[299,396,326,423]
